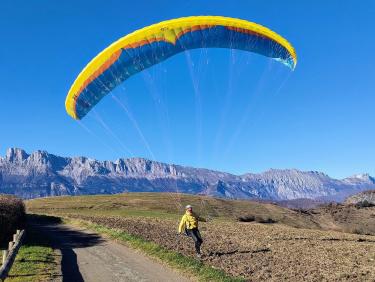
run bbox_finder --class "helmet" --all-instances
[185,205,192,209]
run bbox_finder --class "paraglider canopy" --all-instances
[65,16,297,120]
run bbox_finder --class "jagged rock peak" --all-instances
[29,150,49,161]
[114,157,178,176]
[1,147,375,202]
[349,173,371,180]
[344,173,375,184]
[5,148,29,162]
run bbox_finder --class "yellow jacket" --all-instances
[178,211,199,233]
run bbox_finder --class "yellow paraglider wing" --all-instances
[66,16,297,120]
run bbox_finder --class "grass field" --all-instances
[4,216,61,282]
[6,245,58,282]
[27,193,375,281]
[26,192,321,228]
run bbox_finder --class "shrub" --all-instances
[255,217,277,224]
[237,215,255,222]
[0,195,26,247]
[237,215,277,224]
[355,200,375,208]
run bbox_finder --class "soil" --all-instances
[66,214,375,281]
[26,194,375,281]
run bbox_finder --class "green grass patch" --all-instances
[6,246,56,282]
[5,220,60,282]
[66,218,245,282]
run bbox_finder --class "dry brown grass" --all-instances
[310,203,375,235]
[61,214,375,281]
[0,195,25,247]
[26,193,375,281]
[26,193,320,228]
[26,193,375,235]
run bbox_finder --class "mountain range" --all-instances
[1,148,374,201]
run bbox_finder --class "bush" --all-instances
[0,195,26,247]
[237,215,277,224]
[255,217,277,224]
[237,215,255,222]
[355,200,375,208]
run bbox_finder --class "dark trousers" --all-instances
[186,228,203,254]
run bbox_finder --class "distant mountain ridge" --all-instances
[0,148,374,201]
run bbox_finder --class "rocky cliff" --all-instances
[1,148,374,201]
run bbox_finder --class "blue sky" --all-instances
[1,0,374,178]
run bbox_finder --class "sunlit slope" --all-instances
[26,192,317,228]
[27,192,375,236]
[26,193,375,281]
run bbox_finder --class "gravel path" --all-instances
[32,221,190,282]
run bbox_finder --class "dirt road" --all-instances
[31,219,190,282]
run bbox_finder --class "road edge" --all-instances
[63,216,245,282]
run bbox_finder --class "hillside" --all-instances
[2,148,375,201]
[345,190,375,206]
[27,193,375,281]
[27,192,375,236]
[26,192,320,229]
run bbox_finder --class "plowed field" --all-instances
[63,214,375,281]
[27,194,375,281]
